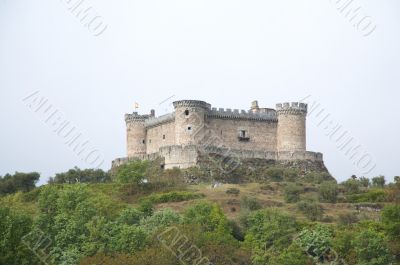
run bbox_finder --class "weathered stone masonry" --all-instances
[113,100,326,170]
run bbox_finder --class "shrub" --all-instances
[49,167,110,184]
[266,167,284,182]
[142,191,204,204]
[345,189,388,203]
[342,178,361,194]
[297,200,324,221]
[353,229,393,265]
[284,183,303,203]
[240,196,262,211]
[319,181,338,203]
[381,204,400,240]
[226,188,240,196]
[296,224,333,261]
[338,212,359,226]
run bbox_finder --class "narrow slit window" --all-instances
[184,110,189,116]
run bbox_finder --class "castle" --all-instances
[112,100,326,171]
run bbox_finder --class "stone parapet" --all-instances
[173,100,211,110]
[276,102,307,115]
[145,113,175,128]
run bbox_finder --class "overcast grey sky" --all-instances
[1,0,399,185]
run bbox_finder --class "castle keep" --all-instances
[113,100,325,170]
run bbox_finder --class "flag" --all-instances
[134,102,139,109]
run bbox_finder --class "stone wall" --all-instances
[146,121,176,154]
[205,118,278,151]
[159,145,198,169]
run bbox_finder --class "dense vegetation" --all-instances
[1,161,399,265]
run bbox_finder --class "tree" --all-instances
[371,175,385,188]
[284,183,303,203]
[0,172,40,195]
[244,209,298,265]
[319,181,338,203]
[381,204,400,240]
[116,160,149,184]
[50,167,110,184]
[268,243,311,265]
[359,177,370,188]
[0,207,39,265]
[353,229,392,265]
[342,178,360,194]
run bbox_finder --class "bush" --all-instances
[359,177,370,188]
[266,167,284,182]
[319,181,338,203]
[296,224,333,261]
[342,178,361,194]
[284,183,303,203]
[353,229,393,264]
[141,191,204,204]
[338,212,359,226]
[240,196,262,211]
[381,204,400,240]
[226,188,240,196]
[297,200,324,221]
[345,189,388,203]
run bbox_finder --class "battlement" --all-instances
[276,102,307,115]
[208,107,277,121]
[173,100,211,110]
[145,113,175,128]
[125,112,151,122]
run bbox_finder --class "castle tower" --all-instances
[173,100,211,146]
[276,102,307,152]
[125,112,150,157]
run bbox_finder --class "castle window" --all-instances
[163,134,165,139]
[149,139,151,143]
[142,139,145,144]
[238,130,250,142]
[187,126,192,131]
[184,109,189,116]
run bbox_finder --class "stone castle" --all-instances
[112,100,326,171]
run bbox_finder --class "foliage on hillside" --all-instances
[0,163,399,265]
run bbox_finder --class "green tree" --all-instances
[268,243,311,265]
[0,207,38,265]
[0,172,40,195]
[381,204,400,240]
[371,175,385,188]
[244,209,298,265]
[342,178,361,194]
[353,229,392,265]
[49,167,110,184]
[116,160,149,184]
[359,177,370,188]
[319,181,338,203]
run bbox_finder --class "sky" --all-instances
[0,0,399,185]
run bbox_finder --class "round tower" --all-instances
[173,100,210,146]
[125,113,149,157]
[276,102,307,152]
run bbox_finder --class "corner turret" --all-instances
[276,102,307,152]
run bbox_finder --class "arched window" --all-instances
[184,109,189,116]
